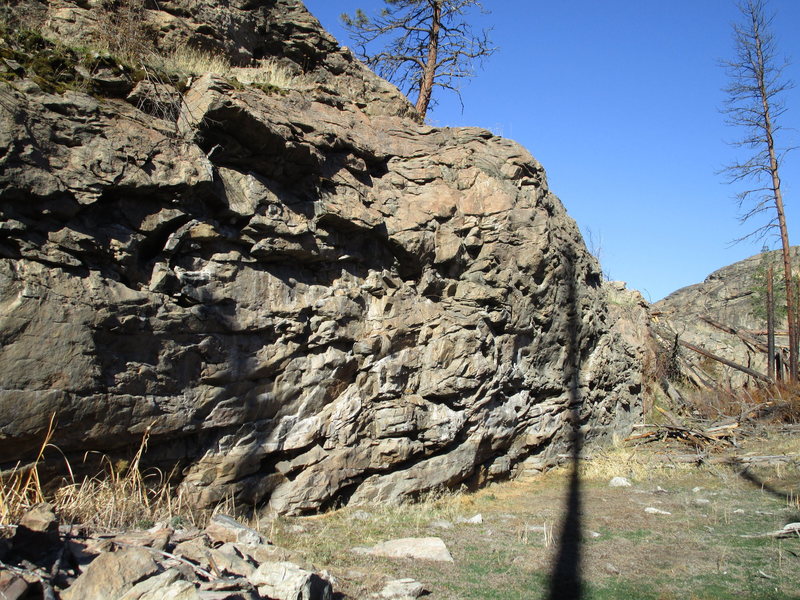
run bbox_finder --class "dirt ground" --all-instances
[269,427,800,600]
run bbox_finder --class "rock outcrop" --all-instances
[0,0,643,514]
[655,248,800,387]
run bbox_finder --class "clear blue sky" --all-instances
[303,0,800,302]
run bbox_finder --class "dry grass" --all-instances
[53,424,190,530]
[149,44,232,79]
[151,48,299,91]
[0,414,56,526]
[686,382,800,424]
[230,58,299,90]
[0,422,200,532]
[268,429,800,599]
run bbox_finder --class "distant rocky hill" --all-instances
[654,247,800,388]
[0,0,644,514]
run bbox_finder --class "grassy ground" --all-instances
[268,429,800,600]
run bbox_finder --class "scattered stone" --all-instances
[355,537,454,562]
[692,487,704,493]
[118,569,184,600]
[644,507,672,515]
[694,498,711,505]
[375,578,426,599]
[248,561,332,600]
[609,477,632,488]
[588,531,601,538]
[61,547,160,600]
[654,486,668,494]
[0,571,29,600]
[604,563,620,575]
[208,543,257,578]
[205,514,263,546]
[350,510,372,521]
[466,514,483,524]
[19,502,58,533]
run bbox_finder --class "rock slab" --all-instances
[355,537,454,562]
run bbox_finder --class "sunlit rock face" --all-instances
[654,248,800,388]
[0,0,643,514]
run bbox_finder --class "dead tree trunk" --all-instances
[767,264,775,379]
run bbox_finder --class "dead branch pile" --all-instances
[626,406,740,450]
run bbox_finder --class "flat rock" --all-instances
[205,514,263,546]
[355,537,454,562]
[19,502,58,532]
[248,561,332,600]
[0,571,29,600]
[608,477,632,487]
[61,547,160,600]
[375,578,426,599]
[644,507,672,515]
[119,569,185,600]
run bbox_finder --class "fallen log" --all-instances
[742,522,800,539]
[678,340,773,383]
[648,453,800,467]
[700,316,769,353]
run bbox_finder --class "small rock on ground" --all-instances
[644,507,672,515]
[354,537,454,562]
[205,514,263,546]
[249,561,332,600]
[609,477,632,487]
[375,578,426,599]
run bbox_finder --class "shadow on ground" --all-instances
[545,249,584,600]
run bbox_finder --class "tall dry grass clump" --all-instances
[0,420,199,531]
[0,415,56,527]
[54,424,192,529]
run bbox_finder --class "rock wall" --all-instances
[654,248,800,388]
[0,0,643,514]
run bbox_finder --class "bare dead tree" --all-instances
[341,0,496,120]
[721,0,797,380]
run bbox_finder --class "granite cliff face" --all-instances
[654,248,800,387]
[0,0,643,514]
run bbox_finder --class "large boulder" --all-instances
[0,0,644,514]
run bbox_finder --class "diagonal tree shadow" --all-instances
[545,249,584,600]
[736,464,799,505]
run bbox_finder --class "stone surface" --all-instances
[355,537,454,562]
[644,507,671,516]
[0,571,29,600]
[654,247,800,387]
[248,561,332,600]
[61,547,160,600]
[205,514,263,547]
[0,0,644,515]
[375,578,426,599]
[119,569,188,600]
[11,503,60,561]
[608,476,632,488]
[18,502,58,532]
